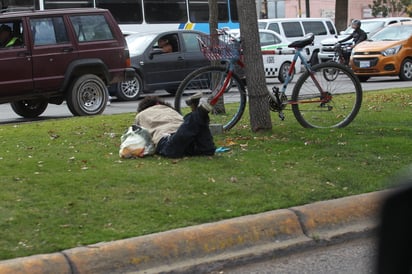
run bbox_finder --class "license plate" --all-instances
[359,61,370,68]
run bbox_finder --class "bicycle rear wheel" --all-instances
[174,66,247,131]
[291,62,362,128]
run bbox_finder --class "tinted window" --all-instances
[282,22,303,37]
[188,0,229,23]
[96,0,143,24]
[30,17,69,45]
[70,14,114,42]
[267,22,280,34]
[144,0,187,23]
[230,0,238,22]
[0,20,24,48]
[258,22,267,29]
[326,21,336,35]
[182,32,201,52]
[302,21,326,35]
[43,0,93,9]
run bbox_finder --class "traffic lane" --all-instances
[0,92,174,125]
[218,236,377,274]
[0,76,409,125]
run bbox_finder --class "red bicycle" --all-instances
[174,29,363,130]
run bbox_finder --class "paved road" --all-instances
[0,76,409,125]
[215,236,377,274]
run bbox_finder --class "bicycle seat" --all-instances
[288,33,315,49]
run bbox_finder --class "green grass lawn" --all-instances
[0,88,411,260]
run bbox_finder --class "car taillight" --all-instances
[124,48,131,67]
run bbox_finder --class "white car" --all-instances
[229,29,301,83]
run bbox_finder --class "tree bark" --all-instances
[237,0,272,132]
[335,0,349,32]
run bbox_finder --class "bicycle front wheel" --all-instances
[174,66,247,131]
[291,62,362,128]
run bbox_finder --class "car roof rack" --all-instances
[0,6,36,13]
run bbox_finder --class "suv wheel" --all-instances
[10,99,48,118]
[399,58,412,81]
[66,74,108,116]
[116,73,142,101]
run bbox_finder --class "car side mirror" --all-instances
[149,49,164,59]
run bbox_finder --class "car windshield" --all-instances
[126,33,158,55]
[371,24,412,41]
[342,21,384,35]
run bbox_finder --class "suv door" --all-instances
[0,19,33,99]
[68,13,127,84]
[30,16,78,92]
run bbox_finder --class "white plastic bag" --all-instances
[119,125,155,158]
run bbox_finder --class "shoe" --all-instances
[185,92,202,109]
[199,102,213,113]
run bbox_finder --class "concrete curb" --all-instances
[0,190,390,274]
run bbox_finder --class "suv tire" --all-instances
[116,73,142,101]
[10,99,48,118]
[66,74,108,116]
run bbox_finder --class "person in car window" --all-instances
[134,93,215,158]
[0,24,22,48]
[157,37,173,53]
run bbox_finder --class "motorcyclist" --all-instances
[338,19,367,64]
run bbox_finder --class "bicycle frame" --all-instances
[272,47,329,106]
[209,59,244,105]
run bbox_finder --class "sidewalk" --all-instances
[0,190,390,274]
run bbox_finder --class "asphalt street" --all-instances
[0,76,410,125]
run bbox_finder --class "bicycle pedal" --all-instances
[279,112,285,121]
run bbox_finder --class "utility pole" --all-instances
[305,0,310,17]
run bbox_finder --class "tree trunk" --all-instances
[335,0,349,32]
[237,0,272,132]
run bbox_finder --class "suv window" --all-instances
[282,22,304,38]
[325,21,336,35]
[31,17,69,46]
[69,14,114,42]
[0,20,24,48]
[267,22,280,34]
[302,21,327,35]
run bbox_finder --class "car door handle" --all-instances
[62,47,74,53]
[17,51,31,57]
[177,56,184,61]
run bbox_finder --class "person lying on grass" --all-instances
[135,93,216,158]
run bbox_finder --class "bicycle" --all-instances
[322,41,353,81]
[174,29,363,130]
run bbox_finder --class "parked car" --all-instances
[110,30,210,101]
[229,29,301,83]
[319,17,412,63]
[0,8,134,118]
[350,21,412,82]
[258,17,338,64]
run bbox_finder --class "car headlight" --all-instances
[382,45,401,56]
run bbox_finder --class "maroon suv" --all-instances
[0,8,134,117]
